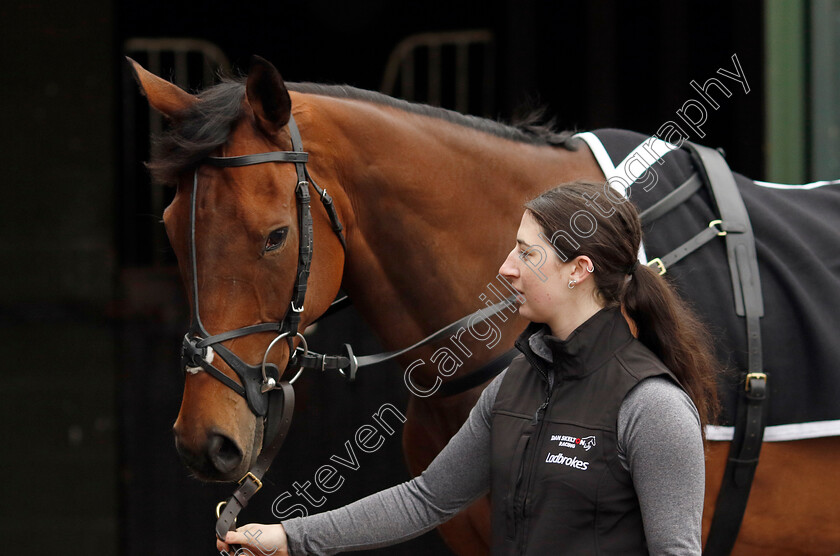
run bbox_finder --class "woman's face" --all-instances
[499,211,574,325]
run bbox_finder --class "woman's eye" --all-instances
[265,228,288,252]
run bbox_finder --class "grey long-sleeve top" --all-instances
[282,369,705,555]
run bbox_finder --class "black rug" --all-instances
[576,129,840,440]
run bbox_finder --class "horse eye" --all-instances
[265,227,288,252]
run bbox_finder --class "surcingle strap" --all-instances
[686,143,767,556]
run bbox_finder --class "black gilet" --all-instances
[490,307,678,555]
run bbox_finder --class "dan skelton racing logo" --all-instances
[545,434,597,471]
[550,434,596,451]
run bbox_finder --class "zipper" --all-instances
[514,350,556,554]
[523,349,553,423]
[532,398,549,425]
[506,431,532,539]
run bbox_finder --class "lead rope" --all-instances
[215,381,295,544]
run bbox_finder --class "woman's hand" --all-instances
[216,523,289,555]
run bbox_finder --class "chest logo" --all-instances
[545,452,590,470]
[550,434,597,451]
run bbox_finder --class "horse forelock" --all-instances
[147,77,580,185]
[148,79,247,185]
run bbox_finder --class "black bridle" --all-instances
[181,114,515,540]
[179,115,346,539]
[181,115,347,416]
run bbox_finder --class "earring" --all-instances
[568,279,577,289]
[586,264,594,273]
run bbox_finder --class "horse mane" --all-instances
[148,78,580,185]
[287,82,580,149]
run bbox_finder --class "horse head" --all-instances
[129,56,346,481]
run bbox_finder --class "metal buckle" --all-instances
[708,219,727,236]
[215,500,237,526]
[291,301,304,313]
[238,471,263,492]
[745,372,767,392]
[647,258,666,276]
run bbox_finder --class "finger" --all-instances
[224,523,271,551]
[220,525,253,550]
[216,538,230,552]
[225,528,253,546]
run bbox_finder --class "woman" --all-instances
[217,180,719,555]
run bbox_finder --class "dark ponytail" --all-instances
[525,181,719,429]
[622,262,720,429]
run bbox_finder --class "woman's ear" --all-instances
[570,255,595,283]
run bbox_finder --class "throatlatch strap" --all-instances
[685,143,766,556]
[305,166,347,251]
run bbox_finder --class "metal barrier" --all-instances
[125,38,230,138]
[121,38,230,266]
[380,30,495,117]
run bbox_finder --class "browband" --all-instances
[206,151,308,166]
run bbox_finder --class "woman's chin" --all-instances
[517,305,536,322]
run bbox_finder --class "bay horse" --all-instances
[128,56,840,555]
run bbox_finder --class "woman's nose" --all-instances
[499,250,519,278]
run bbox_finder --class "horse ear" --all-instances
[245,55,292,136]
[126,56,197,118]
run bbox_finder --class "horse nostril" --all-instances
[207,433,243,475]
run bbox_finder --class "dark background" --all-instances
[2,1,773,554]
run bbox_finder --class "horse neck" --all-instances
[295,94,602,354]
